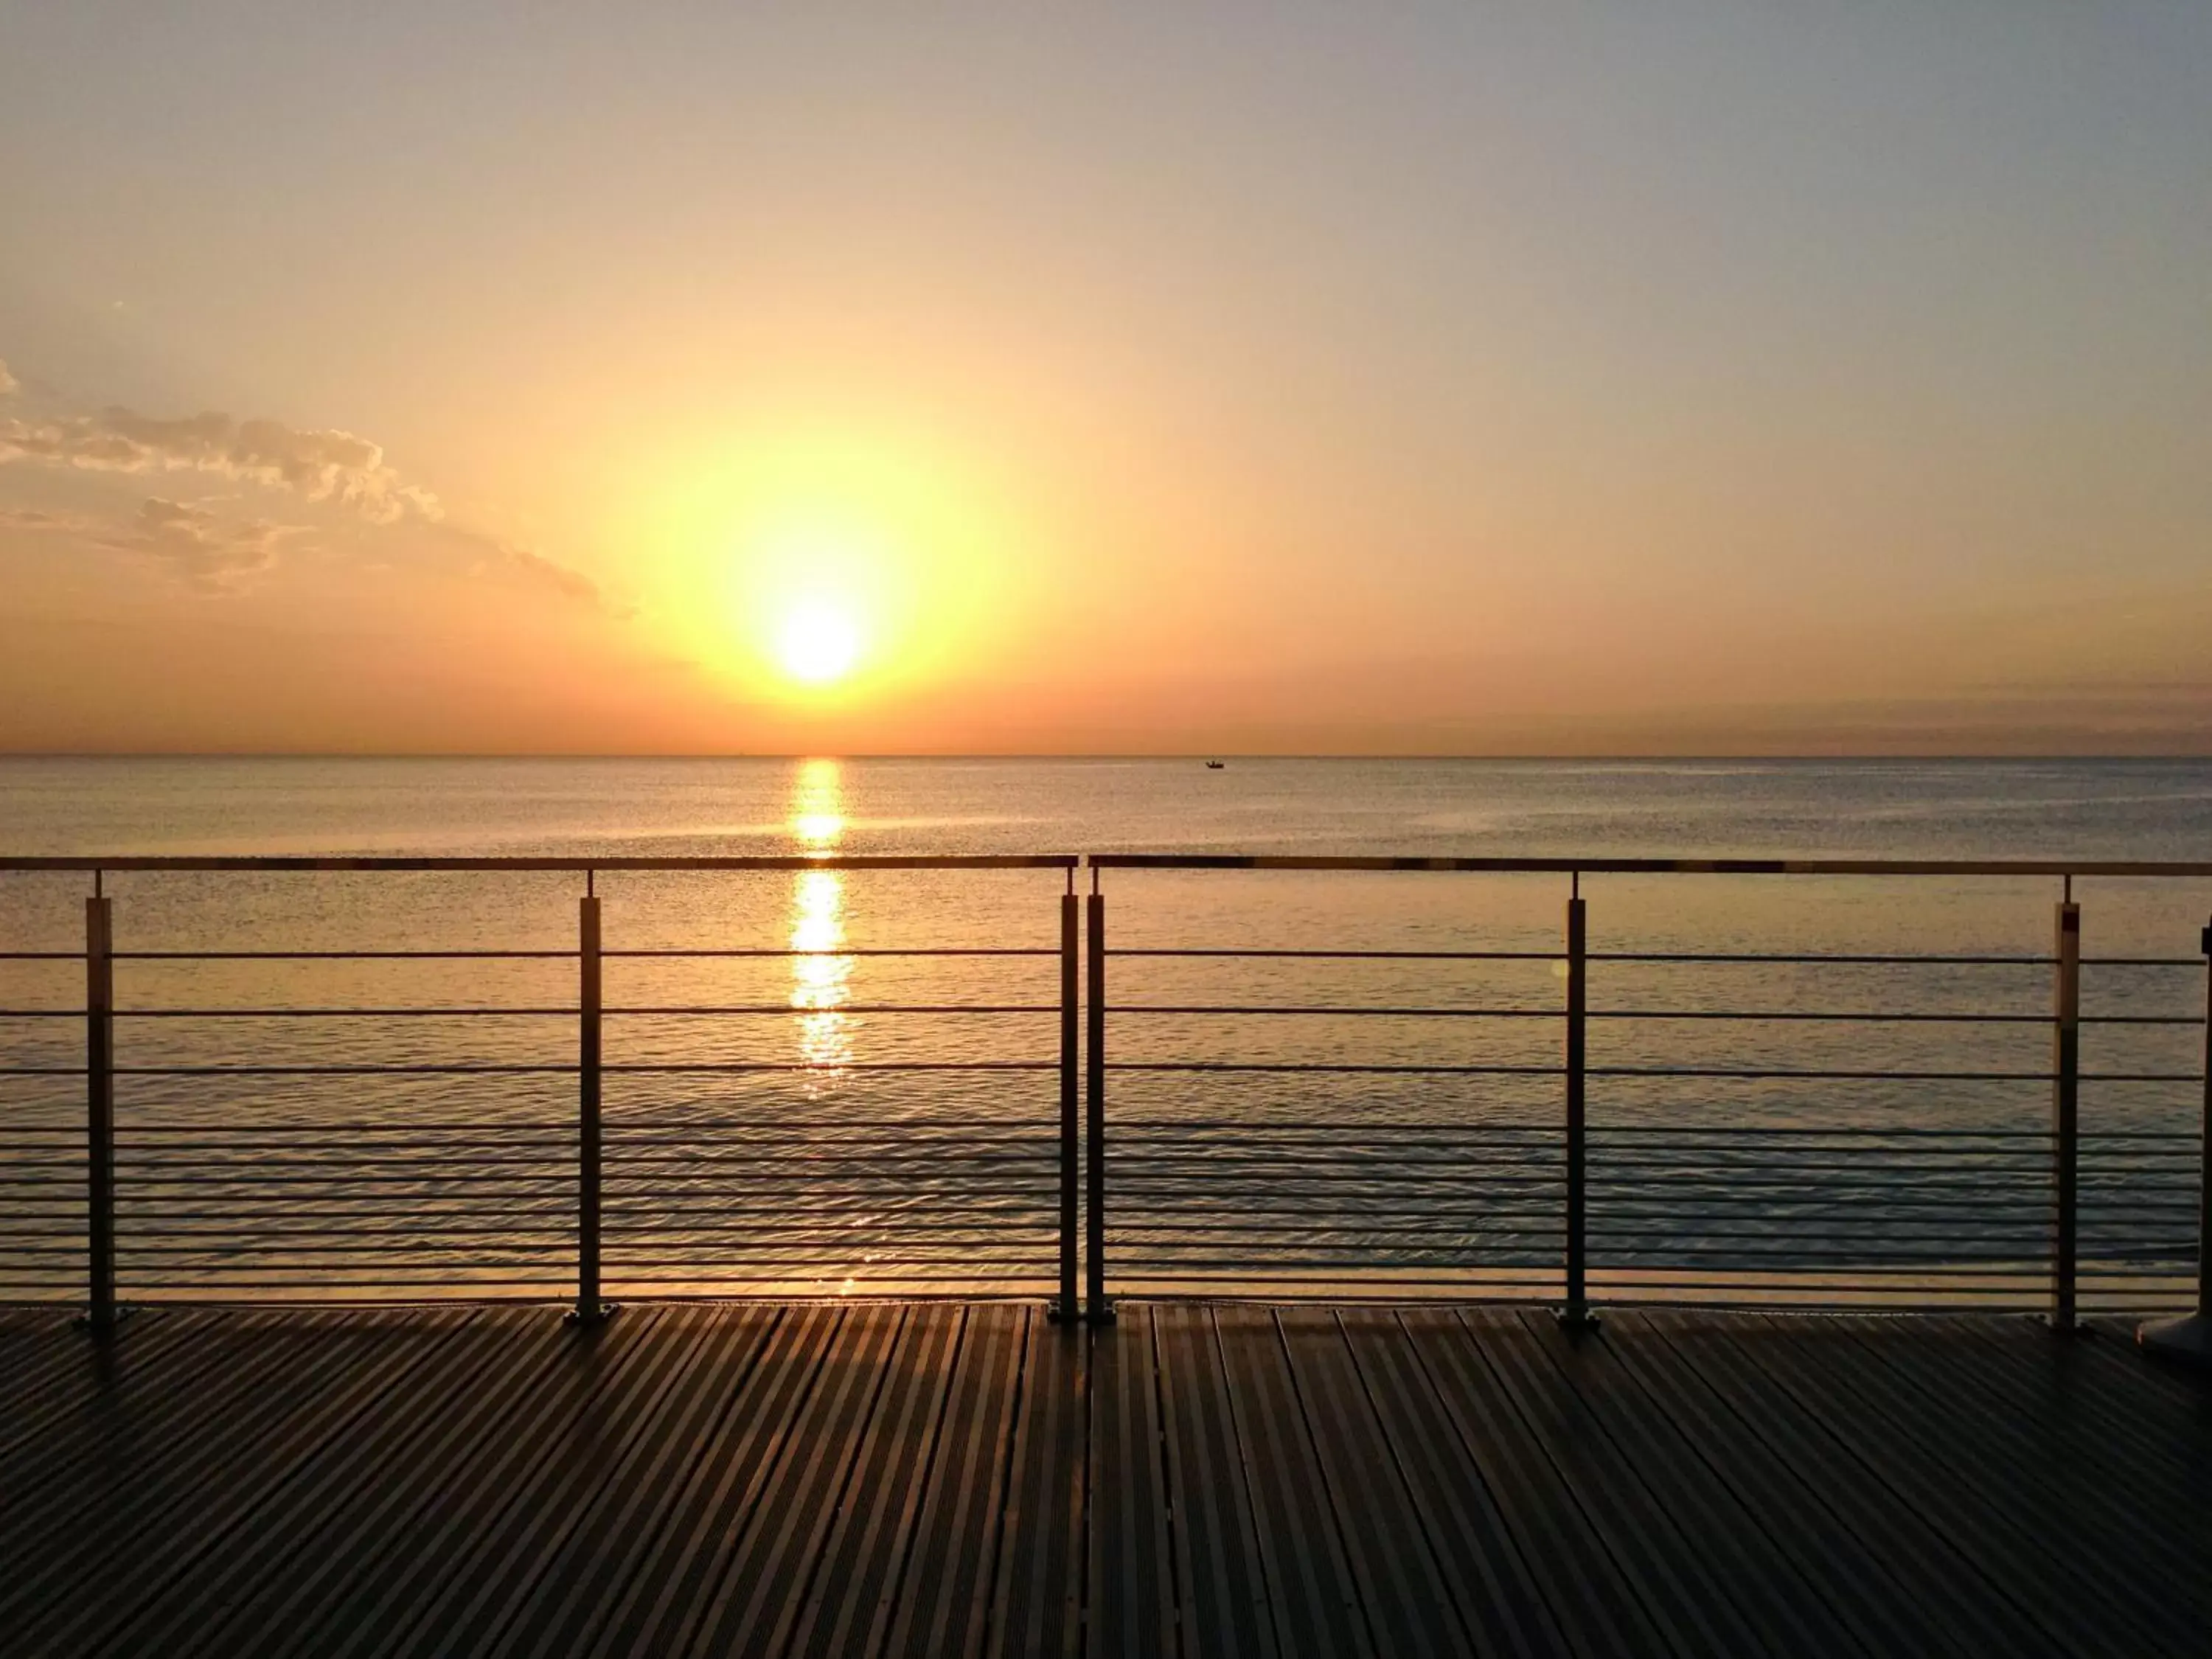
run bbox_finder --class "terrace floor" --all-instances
[3,1298,2208,1658]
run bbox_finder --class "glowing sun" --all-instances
[776,601,863,685]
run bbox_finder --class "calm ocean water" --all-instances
[2,757,2207,1302]
[5,754,2212,863]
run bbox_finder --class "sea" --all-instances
[1,756,2207,1304]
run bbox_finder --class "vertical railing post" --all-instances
[2051,893,2080,1330]
[2199,920,2211,1323]
[1052,876,1079,1321]
[2197,923,2212,1323]
[1085,874,1113,1322]
[85,884,116,1332]
[571,884,609,1326]
[2138,917,2212,1367]
[1562,881,1591,1328]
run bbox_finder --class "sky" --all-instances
[1,2,2208,755]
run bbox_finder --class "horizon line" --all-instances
[3,751,2210,765]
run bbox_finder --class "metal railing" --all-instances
[0,856,1081,1324]
[1,852,2208,1328]
[1085,855,2212,1323]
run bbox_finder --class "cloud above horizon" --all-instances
[0,383,612,609]
[438,521,614,608]
[0,359,16,397]
[1,497,293,591]
[0,406,435,524]
[98,497,293,590]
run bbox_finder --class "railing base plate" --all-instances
[2138,1312,2212,1371]
[1047,1299,1082,1325]
[1556,1308,1601,1333]
[1085,1299,1118,1326]
[565,1302,619,1329]
[73,1306,130,1336]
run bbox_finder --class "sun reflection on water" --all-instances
[788,759,852,1082]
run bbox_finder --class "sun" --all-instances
[776,601,863,686]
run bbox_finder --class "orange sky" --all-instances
[2,6,2208,754]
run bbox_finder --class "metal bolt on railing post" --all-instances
[2050,895,2081,1332]
[2139,917,2212,1368]
[1051,878,1079,1321]
[1085,874,1113,1323]
[83,888,116,1333]
[568,888,613,1326]
[1560,886,1593,1329]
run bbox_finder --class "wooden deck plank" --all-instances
[1618,1311,2061,1658]
[2087,1316,2212,1407]
[347,1308,738,1659]
[11,1309,474,1658]
[789,1303,967,1659]
[1,1299,2208,1659]
[2,1310,453,1637]
[1153,1301,1278,1659]
[1823,1315,2212,1636]
[1947,1318,2212,1512]
[0,1308,221,1531]
[678,1302,908,1658]
[2056,1329,2212,1449]
[288,1308,678,1659]
[1521,1310,1897,1658]
[0,1307,244,1478]
[1335,1310,1570,1659]
[2070,1330,2212,1427]
[82,1308,523,1658]
[1896,1318,2202,1483]
[1086,1305,1177,1659]
[1274,1307,1472,1659]
[1409,1308,1708,1657]
[985,1304,1085,1659]
[436,1304,781,1659]
[158,1309,582,1659]
[1822,1315,2206,1635]
[0,1304,72,1340]
[0,1321,208,1465]
[1651,1310,2107,1658]
[579,1301,849,1659]
[0,1307,99,1399]
[1721,1312,2169,1658]
[1212,1305,1376,1659]
[885,1304,1029,1659]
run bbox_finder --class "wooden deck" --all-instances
[3,1301,2208,1658]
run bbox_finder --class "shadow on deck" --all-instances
[3,1300,2208,1658]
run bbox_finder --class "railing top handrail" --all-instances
[1,852,2209,877]
[1088,853,2212,877]
[0,855,1079,872]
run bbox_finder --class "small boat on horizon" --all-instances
[1206,759,1226,769]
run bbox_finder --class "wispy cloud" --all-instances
[0,359,16,397]
[0,505,90,532]
[0,407,434,524]
[439,524,616,608]
[96,497,294,591]
[1,496,295,591]
[0,381,612,608]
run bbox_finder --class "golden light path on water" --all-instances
[787,758,853,1087]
